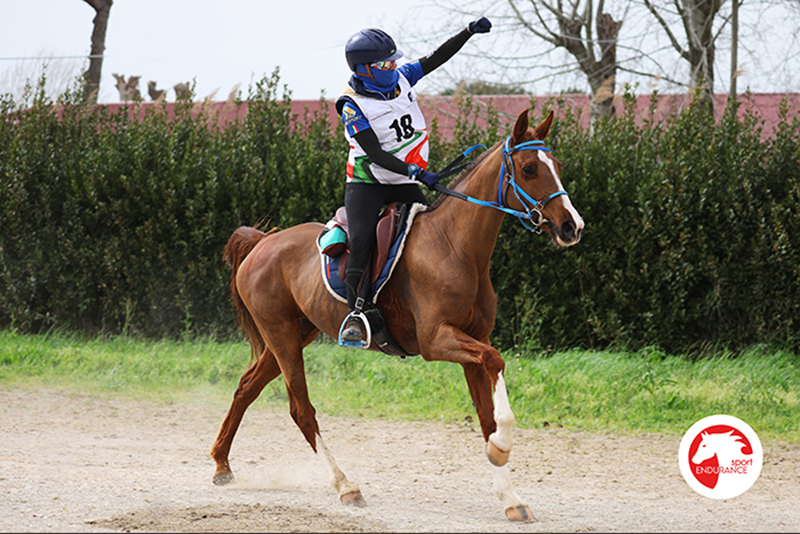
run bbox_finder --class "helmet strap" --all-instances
[354,64,376,82]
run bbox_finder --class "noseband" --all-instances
[433,137,569,233]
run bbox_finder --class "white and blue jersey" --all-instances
[339,62,429,185]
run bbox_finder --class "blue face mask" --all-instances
[355,63,399,94]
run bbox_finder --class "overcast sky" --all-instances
[0,0,424,102]
[1,1,798,104]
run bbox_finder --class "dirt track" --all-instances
[1,386,799,532]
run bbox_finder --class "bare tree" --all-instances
[735,1,800,93]
[405,0,798,116]
[112,74,141,102]
[82,0,113,103]
[641,0,724,109]
[147,81,166,101]
[506,0,624,120]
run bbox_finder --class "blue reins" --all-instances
[432,138,569,233]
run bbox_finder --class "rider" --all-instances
[336,18,492,344]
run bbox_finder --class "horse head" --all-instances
[692,430,746,465]
[505,110,584,247]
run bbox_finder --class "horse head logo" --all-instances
[688,425,755,492]
[691,429,748,465]
[679,415,763,499]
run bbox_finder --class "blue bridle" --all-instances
[432,137,569,233]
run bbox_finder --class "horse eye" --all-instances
[522,164,537,177]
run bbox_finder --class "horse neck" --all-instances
[434,146,507,268]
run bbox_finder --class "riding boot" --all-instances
[345,269,363,311]
[341,270,366,342]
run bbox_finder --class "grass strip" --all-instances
[1,330,797,443]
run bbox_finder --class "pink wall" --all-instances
[99,92,799,140]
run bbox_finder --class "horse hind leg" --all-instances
[315,432,366,507]
[269,335,367,507]
[210,347,281,485]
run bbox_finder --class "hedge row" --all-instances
[490,92,800,355]
[1,73,799,355]
[0,72,346,339]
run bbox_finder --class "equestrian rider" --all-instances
[336,18,492,344]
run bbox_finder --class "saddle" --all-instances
[319,202,408,284]
[316,201,418,358]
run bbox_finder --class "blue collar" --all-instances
[348,76,400,101]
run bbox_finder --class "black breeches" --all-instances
[343,182,428,309]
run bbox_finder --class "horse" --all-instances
[210,108,584,521]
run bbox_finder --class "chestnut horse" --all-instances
[210,109,584,521]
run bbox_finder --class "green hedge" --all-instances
[489,91,800,355]
[2,74,799,355]
[0,72,346,338]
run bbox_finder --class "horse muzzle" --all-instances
[544,212,584,247]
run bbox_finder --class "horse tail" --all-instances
[223,225,276,363]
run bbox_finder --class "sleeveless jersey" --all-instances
[339,75,429,185]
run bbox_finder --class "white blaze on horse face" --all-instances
[538,151,584,239]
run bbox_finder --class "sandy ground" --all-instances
[1,386,799,533]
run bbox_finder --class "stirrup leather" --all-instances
[338,310,372,349]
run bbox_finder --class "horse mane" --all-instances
[428,142,502,211]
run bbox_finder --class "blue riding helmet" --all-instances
[345,28,404,72]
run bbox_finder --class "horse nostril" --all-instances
[561,220,576,240]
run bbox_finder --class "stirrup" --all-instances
[338,310,372,349]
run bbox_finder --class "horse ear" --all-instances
[512,109,530,144]
[533,110,555,140]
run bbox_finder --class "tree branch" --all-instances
[616,65,689,87]
[507,0,559,44]
[643,0,690,61]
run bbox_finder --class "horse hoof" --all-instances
[340,490,367,507]
[505,504,534,522]
[213,471,235,486]
[486,441,510,467]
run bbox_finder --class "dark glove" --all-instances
[468,17,492,34]
[410,165,440,189]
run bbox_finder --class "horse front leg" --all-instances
[210,348,281,485]
[426,328,533,521]
[485,367,533,521]
[462,357,532,521]
[486,367,513,467]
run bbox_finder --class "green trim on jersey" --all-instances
[351,155,379,184]
[393,131,425,152]
[350,131,426,184]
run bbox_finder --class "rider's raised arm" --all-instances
[418,17,492,75]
